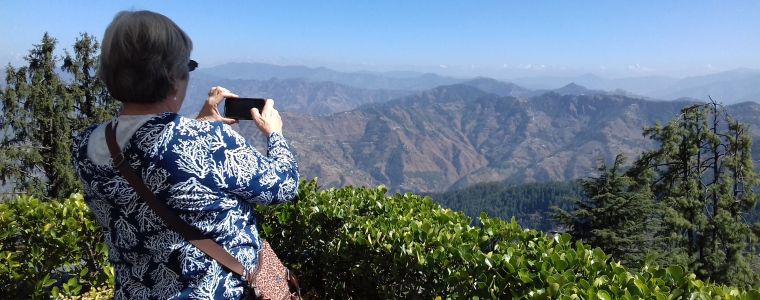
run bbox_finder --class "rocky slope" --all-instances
[233,84,757,193]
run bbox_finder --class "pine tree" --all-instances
[553,154,657,268]
[62,33,117,132]
[0,33,117,200]
[637,101,758,287]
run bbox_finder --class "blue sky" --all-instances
[1,1,759,78]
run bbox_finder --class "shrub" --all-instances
[0,194,112,299]
[257,180,760,299]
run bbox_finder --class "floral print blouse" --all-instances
[72,112,298,299]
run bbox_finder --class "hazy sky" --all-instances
[1,1,759,79]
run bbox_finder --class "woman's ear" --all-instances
[173,79,189,103]
[164,86,178,102]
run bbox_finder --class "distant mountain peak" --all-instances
[562,82,586,89]
[553,82,591,95]
[466,77,499,84]
[460,77,532,97]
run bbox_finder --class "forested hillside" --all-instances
[430,181,582,231]
[431,179,760,233]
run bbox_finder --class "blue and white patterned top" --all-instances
[72,112,299,299]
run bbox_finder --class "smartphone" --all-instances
[224,97,267,120]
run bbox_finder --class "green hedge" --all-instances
[3,180,760,299]
[259,180,760,299]
[0,194,112,299]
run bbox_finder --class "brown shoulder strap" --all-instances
[105,121,247,277]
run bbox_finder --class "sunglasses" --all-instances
[188,59,198,72]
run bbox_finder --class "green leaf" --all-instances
[41,274,56,287]
[597,290,612,300]
[592,248,606,262]
[633,278,648,296]
[518,269,533,283]
[548,283,560,296]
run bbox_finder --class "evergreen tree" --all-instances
[636,101,758,287]
[0,33,117,200]
[553,154,657,268]
[62,33,118,132]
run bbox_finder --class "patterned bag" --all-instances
[246,240,301,300]
[105,122,301,299]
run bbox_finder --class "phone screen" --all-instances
[223,97,267,120]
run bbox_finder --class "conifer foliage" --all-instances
[0,33,118,200]
[553,154,657,269]
[639,101,758,287]
[556,101,760,287]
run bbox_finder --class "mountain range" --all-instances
[253,86,710,193]
[194,62,760,104]
[177,63,760,193]
[286,88,760,193]
[197,62,462,91]
[649,69,760,102]
[512,69,760,103]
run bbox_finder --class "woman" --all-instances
[72,10,298,299]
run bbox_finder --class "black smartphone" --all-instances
[224,97,267,120]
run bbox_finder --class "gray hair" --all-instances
[99,10,193,103]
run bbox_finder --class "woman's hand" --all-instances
[252,99,283,136]
[197,86,238,124]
